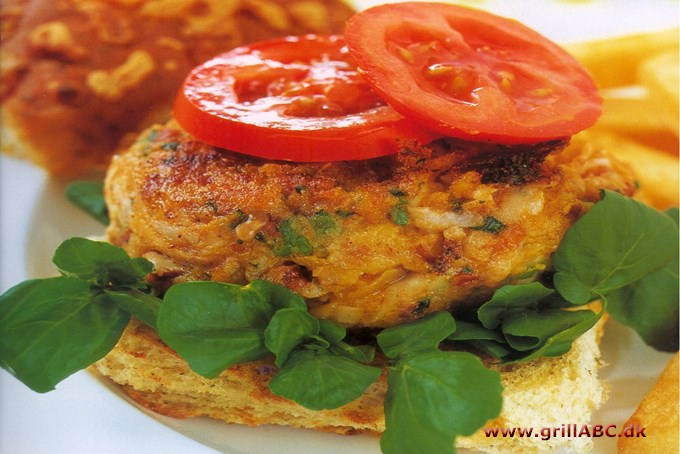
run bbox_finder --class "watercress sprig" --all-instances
[0,237,160,392]
[606,207,679,351]
[552,190,677,305]
[377,313,503,454]
[65,180,109,225]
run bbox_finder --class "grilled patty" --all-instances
[105,121,635,328]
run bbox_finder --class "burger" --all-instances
[0,3,677,454]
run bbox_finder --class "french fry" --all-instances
[566,29,679,89]
[574,29,679,162]
[592,93,679,155]
[639,50,679,135]
[618,354,679,454]
[596,93,665,135]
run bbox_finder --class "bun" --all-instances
[0,0,354,176]
[91,318,607,453]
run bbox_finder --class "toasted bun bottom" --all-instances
[91,318,607,453]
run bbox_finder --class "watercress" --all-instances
[0,238,159,393]
[377,313,502,454]
[552,190,677,304]
[64,180,109,225]
[606,207,679,351]
[269,350,381,410]
[157,281,289,378]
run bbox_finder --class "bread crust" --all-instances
[0,0,355,176]
[92,317,608,453]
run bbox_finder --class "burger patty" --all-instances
[105,121,635,328]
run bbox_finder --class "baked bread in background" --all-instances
[0,0,355,177]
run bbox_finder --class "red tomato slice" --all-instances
[344,3,602,144]
[173,34,440,161]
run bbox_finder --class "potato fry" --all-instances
[592,93,679,154]
[566,29,679,89]
[641,50,680,100]
[639,50,679,134]
[597,94,665,134]
[576,29,679,168]
[618,354,679,454]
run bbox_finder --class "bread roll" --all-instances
[92,318,607,454]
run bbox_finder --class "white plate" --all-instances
[0,2,677,453]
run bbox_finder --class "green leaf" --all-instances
[106,289,161,329]
[65,180,109,225]
[274,217,313,256]
[447,320,506,342]
[553,190,678,304]
[0,277,129,392]
[471,215,505,234]
[390,199,410,226]
[318,318,346,344]
[377,312,456,359]
[501,308,598,352]
[308,210,339,235]
[330,341,376,363]
[248,279,307,311]
[381,351,502,454]
[264,308,319,367]
[465,339,513,359]
[607,208,679,351]
[157,281,275,378]
[318,319,376,363]
[608,265,678,351]
[446,321,512,359]
[268,350,381,410]
[476,282,555,329]
[502,305,605,364]
[52,237,153,287]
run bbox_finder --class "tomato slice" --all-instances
[344,3,602,144]
[173,34,439,161]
